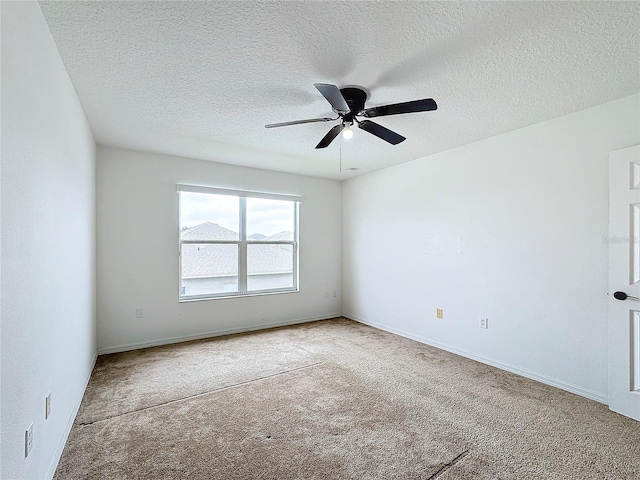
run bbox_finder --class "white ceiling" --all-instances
[39,1,639,180]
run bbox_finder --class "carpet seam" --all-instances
[77,361,325,426]
[426,449,470,479]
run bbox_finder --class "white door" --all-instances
[608,144,640,421]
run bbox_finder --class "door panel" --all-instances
[608,144,640,421]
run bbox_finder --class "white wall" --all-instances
[343,94,640,402]
[96,146,342,353]
[1,2,97,479]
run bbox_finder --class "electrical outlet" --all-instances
[436,308,443,319]
[480,318,488,329]
[324,291,328,298]
[333,290,337,297]
[45,393,51,419]
[25,423,33,458]
[135,308,143,318]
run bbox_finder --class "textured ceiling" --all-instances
[39,1,639,180]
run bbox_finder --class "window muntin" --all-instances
[178,185,299,301]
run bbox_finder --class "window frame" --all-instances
[177,184,300,302]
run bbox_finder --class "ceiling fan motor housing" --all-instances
[339,87,368,122]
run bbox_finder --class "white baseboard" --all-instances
[97,313,342,355]
[344,313,608,405]
[46,352,98,480]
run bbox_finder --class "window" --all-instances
[178,185,300,301]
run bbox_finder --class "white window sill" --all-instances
[179,288,299,303]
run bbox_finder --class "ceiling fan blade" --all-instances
[315,124,345,149]
[314,83,350,114]
[361,98,437,118]
[358,120,405,145]
[265,117,336,128]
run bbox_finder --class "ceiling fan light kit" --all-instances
[265,83,437,149]
[342,122,353,139]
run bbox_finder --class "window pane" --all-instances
[247,244,294,291]
[181,244,238,296]
[246,198,294,242]
[180,192,239,241]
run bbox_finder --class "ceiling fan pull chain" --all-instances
[339,136,342,174]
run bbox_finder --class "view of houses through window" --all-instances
[178,186,299,300]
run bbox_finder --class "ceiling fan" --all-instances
[265,83,437,149]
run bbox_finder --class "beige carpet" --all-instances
[55,318,640,479]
